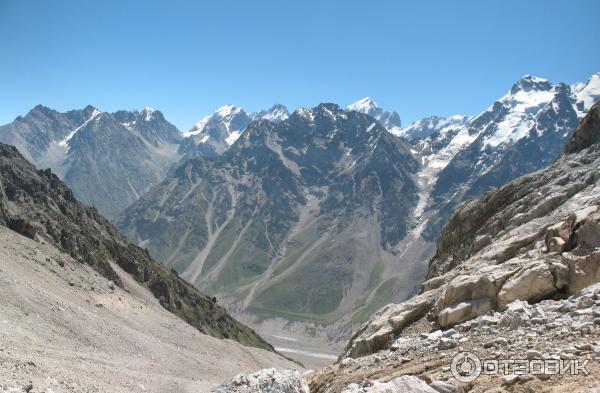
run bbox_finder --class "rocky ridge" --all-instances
[180,104,290,159]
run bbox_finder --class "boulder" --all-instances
[576,209,600,249]
[438,299,492,327]
[437,337,458,350]
[564,251,600,293]
[497,262,557,309]
[430,381,461,393]
[342,289,440,358]
[341,376,437,393]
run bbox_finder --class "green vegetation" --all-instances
[253,253,352,318]
[367,260,384,290]
[352,277,401,323]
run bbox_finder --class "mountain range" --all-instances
[117,104,419,330]
[0,103,291,219]
[1,73,598,365]
[113,73,599,361]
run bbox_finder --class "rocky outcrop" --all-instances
[565,102,600,154]
[310,283,600,392]
[341,376,437,393]
[212,368,310,393]
[340,102,600,359]
[0,143,273,351]
[343,289,440,359]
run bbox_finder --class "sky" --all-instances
[1,0,599,130]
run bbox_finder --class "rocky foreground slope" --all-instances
[0,226,298,393]
[0,142,272,350]
[215,104,600,391]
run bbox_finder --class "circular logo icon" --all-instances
[451,352,482,382]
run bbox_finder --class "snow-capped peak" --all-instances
[182,104,250,148]
[250,104,290,123]
[184,104,244,138]
[216,104,242,118]
[139,107,156,121]
[191,115,211,132]
[399,115,470,138]
[347,97,402,131]
[510,75,553,94]
[347,97,379,114]
[573,72,600,113]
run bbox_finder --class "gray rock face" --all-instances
[342,102,600,358]
[565,102,600,154]
[0,143,273,351]
[117,104,420,326]
[0,106,182,219]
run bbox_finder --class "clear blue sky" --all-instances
[1,0,599,130]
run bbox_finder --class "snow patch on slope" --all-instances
[573,73,600,115]
[57,109,102,148]
[482,80,557,147]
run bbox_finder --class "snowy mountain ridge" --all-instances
[347,97,402,133]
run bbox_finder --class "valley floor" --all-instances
[0,228,299,393]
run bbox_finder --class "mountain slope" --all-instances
[0,142,272,350]
[0,226,299,392]
[0,106,182,219]
[117,104,419,329]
